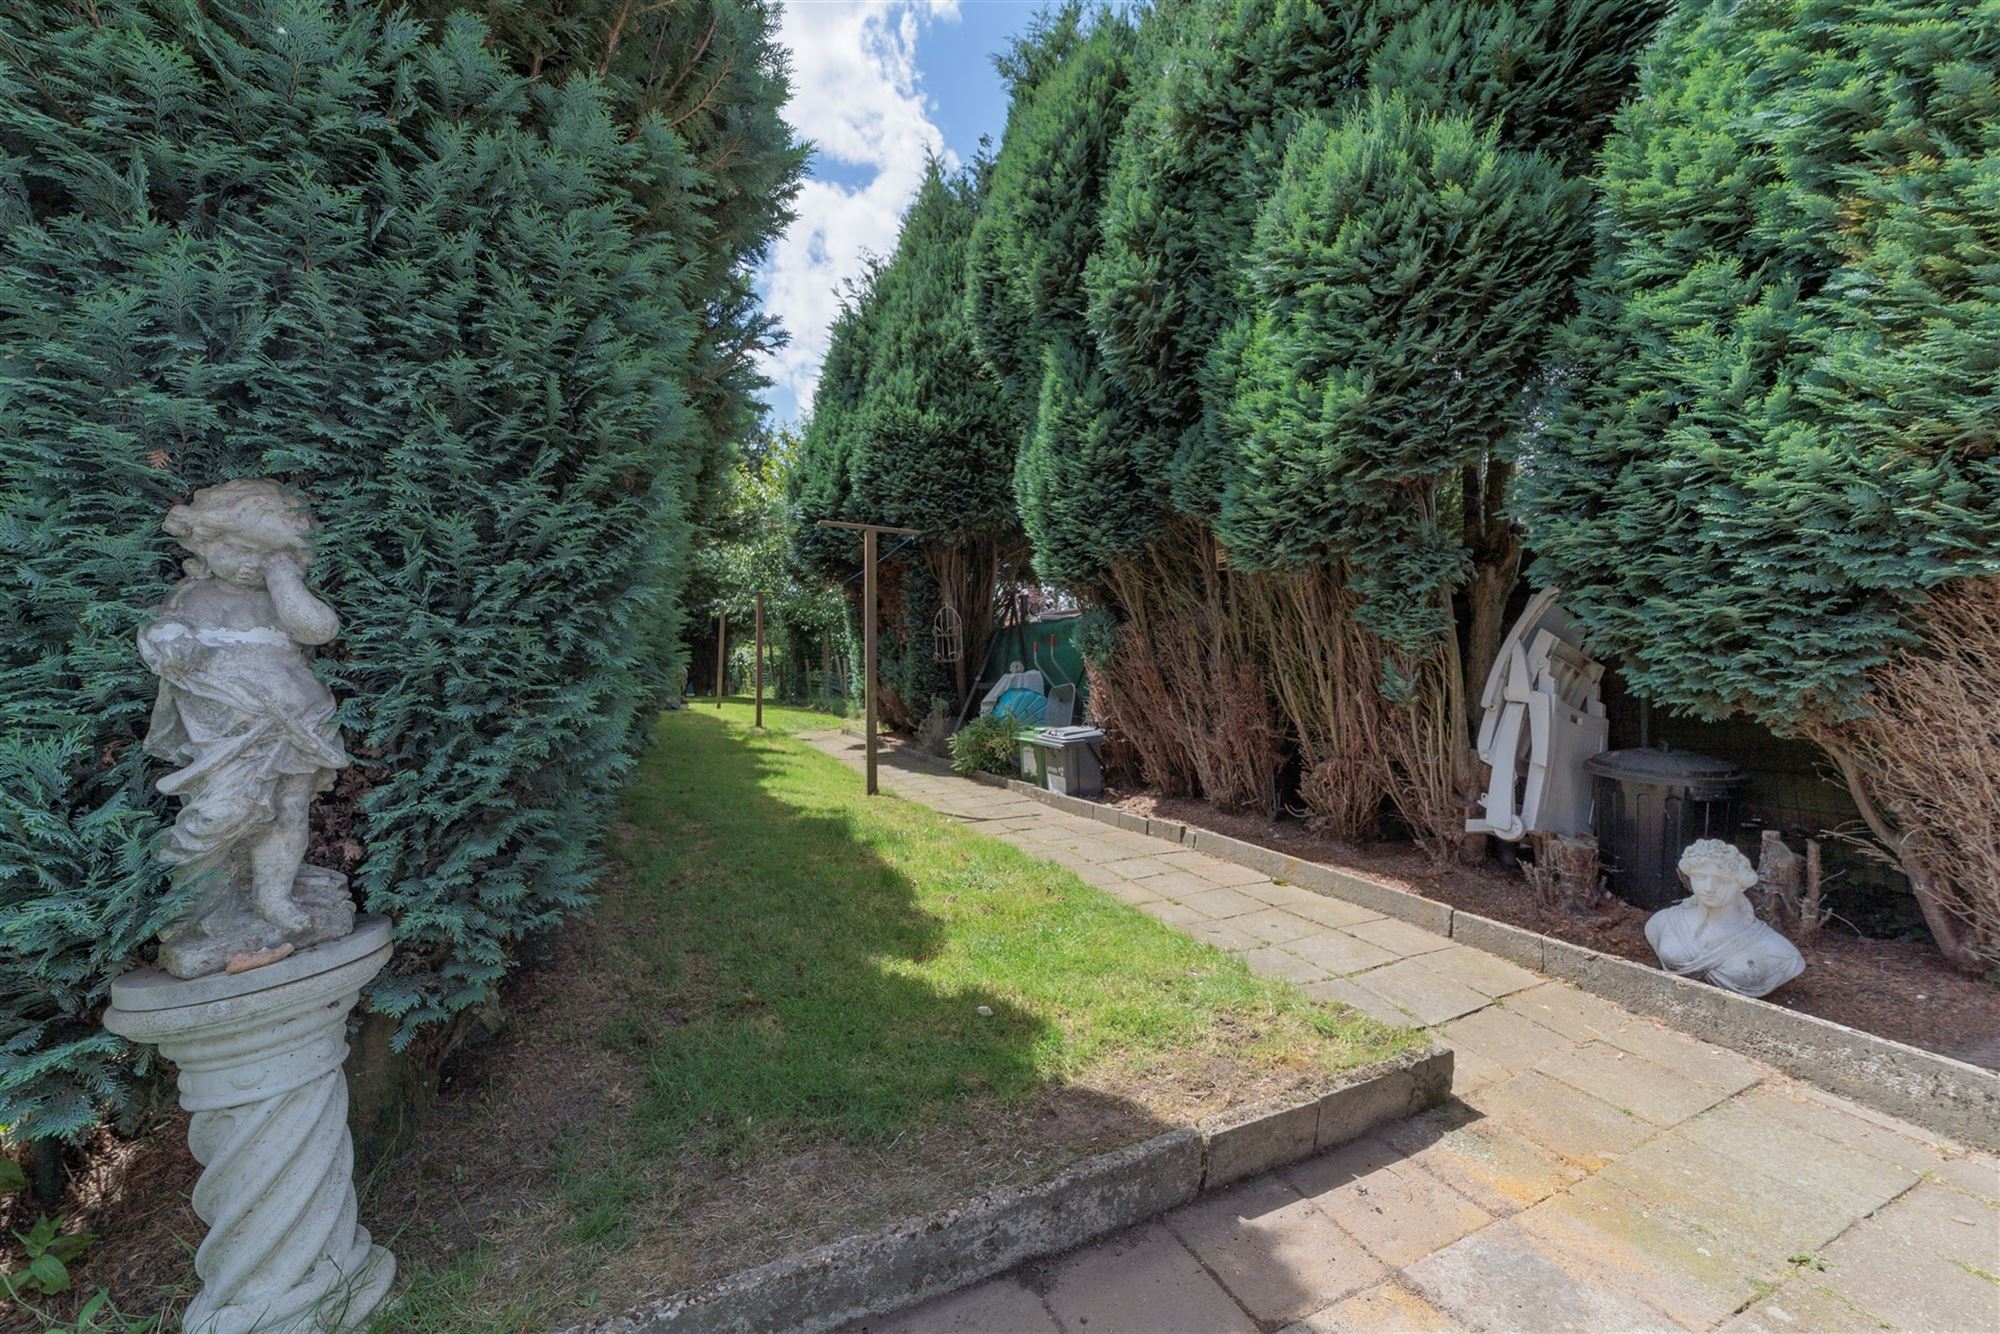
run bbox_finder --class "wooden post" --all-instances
[815,519,921,796]
[863,527,878,794]
[715,610,726,709]
[754,592,765,730]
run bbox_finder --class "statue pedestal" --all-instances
[104,918,396,1333]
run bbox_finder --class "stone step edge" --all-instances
[568,1045,1452,1334]
[926,751,1999,1152]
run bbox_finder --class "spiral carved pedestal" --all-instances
[104,918,396,1334]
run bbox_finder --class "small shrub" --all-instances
[950,715,1020,777]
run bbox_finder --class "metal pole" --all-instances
[754,592,765,730]
[715,610,726,709]
[863,527,878,796]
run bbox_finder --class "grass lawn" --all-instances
[360,700,1414,1329]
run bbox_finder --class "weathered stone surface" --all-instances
[1468,1071,1656,1171]
[1447,912,1546,973]
[1438,1005,1570,1075]
[1201,1092,1322,1189]
[1278,1280,1467,1333]
[1415,945,1542,999]
[859,1278,1059,1334]
[602,1130,1207,1334]
[1286,1136,1492,1268]
[1285,931,1400,977]
[1315,1046,1453,1151]
[1344,915,1454,959]
[1180,886,1268,919]
[1243,945,1330,984]
[1286,895,1385,929]
[1405,1222,1682,1334]
[103,927,397,1333]
[1041,1222,1259,1334]
[1533,1041,1743,1127]
[1302,978,1417,1027]
[1379,1102,1586,1217]
[1285,862,1454,935]
[1504,982,1631,1043]
[1347,959,1490,1025]
[1813,1183,2000,1333]
[1165,1175,1383,1324]
[1228,907,1323,945]
[1188,921,1262,952]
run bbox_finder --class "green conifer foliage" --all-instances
[1520,0,2000,966]
[0,1,713,1138]
[965,9,1136,422]
[1015,344,1164,590]
[1523,0,2000,728]
[1216,96,1590,649]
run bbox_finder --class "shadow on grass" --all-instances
[607,705,1066,1158]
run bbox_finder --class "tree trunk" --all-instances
[1823,738,1984,973]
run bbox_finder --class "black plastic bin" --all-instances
[1585,748,1744,910]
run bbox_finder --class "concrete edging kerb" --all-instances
[940,749,2000,1151]
[573,1045,1451,1334]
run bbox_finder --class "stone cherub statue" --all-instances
[1645,838,1805,999]
[138,479,357,978]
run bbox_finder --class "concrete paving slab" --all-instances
[1343,916,1454,958]
[1505,981,1632,1043]
[859,1277,1060,1334]
[1404,1220,1682,1334]
[1284,931,1401,977]
[1512,1173,1787,1328]
[1439,1044,1507,1095]
[1412,945,1542,998]
[1179,886,1269,919]
[1287,896,1387,930]
[1676,1095,1923,1221]
[1102,855,1177,879]
[1932,1152,2000,1204]
[1039,1221,1258,1334]
[1467,1070,1657,1171]
[1101,878,1163,906]
[1283,1135,1492,1268]
[1184,857,1274,888]
[1814,1184,2000,1333]
[1534,1040,1740,1127]
[1163,1174,1385,1325]
[1717,1277,1884,1334]
[1228,906,1323,945]
[1378,1102,1587,1217]
[1345,959,1491,1026]
[1278,1280,1467,1333]
[1136,870,1220,901]
[1726,1081,1953,1177]
[1301,978,1420,1028]
[1140,899,1208,927]
[1238,880,1328,910]
[1600,1015,1767,1093]
[1244,945,1331,985]
[1188,920,1263,953]
[1438,1005,1572,1075]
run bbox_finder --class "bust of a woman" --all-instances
[1645,839,1804,998]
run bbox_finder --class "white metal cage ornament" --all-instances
[933,603,963,664]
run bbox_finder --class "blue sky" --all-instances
[754,1,1043,426]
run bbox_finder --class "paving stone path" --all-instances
[802,732,2000,1334]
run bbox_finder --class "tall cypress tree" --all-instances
[1521,0,2000,965]
[0,1,717,1139]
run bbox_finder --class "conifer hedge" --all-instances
[1522,0,2000,964]
[0,0,797,1141]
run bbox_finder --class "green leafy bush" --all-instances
[949,715,1021,778]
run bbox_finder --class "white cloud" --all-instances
[756,1,961,420]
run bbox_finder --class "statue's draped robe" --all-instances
[139,607,349,876]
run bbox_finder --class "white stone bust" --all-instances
[1645,838,1804,998]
